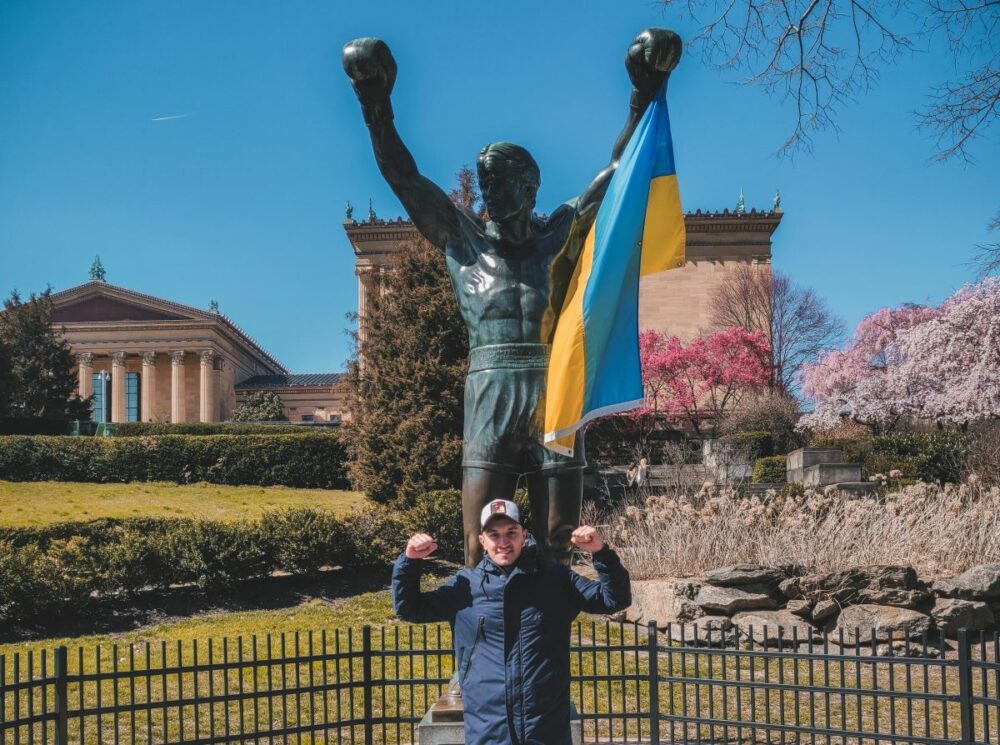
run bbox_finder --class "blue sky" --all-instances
[1,1,996,373]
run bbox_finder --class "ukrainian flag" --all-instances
[544,83,685,455]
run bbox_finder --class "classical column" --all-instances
[199,350,216,423]
[110,351,127,423]
[170,350,187,423]
[76,352,94,401]
[141,352,157,422]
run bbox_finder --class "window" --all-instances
[126,372,141,422]
[91,373,111,422]
[301,414,315,422]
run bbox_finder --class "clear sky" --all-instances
[1,1,996,373]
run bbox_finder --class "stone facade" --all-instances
[50,281,347,423]
[344,209,783,345]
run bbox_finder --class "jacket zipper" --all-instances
[461,616,485,685]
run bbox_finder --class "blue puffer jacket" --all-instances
[392,540,631,745]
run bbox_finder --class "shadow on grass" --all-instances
[0,560,460,644]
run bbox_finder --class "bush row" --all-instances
[108,422,326,436]
[0,433,349,488]
[811,431,971,484]
[0,507,402,624]
[0,488,534,625]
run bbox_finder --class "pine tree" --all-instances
[343,168,480,505]
[0,289,91,420]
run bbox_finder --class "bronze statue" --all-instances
[343,29,680,568]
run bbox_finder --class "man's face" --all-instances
[479,165,531,223]
[478,517,526,567]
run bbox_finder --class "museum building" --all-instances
[51,195,781,424]
[50,274,346,424]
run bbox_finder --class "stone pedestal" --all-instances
[416,696,582,744]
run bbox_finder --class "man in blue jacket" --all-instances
[392,499,632,745]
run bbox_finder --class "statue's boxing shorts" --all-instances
[462,343,586,474]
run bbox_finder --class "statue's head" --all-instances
[477,142,540,222]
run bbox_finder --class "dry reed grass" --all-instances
[608,481,1000,580]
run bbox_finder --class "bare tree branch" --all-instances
[670,0,914,155]
[710,263,845,392]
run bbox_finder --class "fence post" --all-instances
[647,621,660,745]
[54,646,68,745]
[956,628,974,745]
[362,625,374,745]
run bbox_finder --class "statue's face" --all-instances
[479,165,534,223]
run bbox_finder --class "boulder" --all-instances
[930,597,995,636]
[790,566,928,608]
[702,565,785,591]
[694,584,780,615]
[811,599,841,623]
[731,610,821,645]
[628,579,705,625]
[876,640,942,659]
[933,564,1000,601]
[660,616,733,646]
[786,599,812,618]
[834,604,933,644]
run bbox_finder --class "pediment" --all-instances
[53,294,194,323]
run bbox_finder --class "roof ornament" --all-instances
[772,189,782,212]
[209,300,220,314]
[735,188,746,216]
[367,198,377,222]
[89,255,107,282]
[344,201,355,223]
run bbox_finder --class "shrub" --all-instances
[0,432,349,488]
[263,508,352,575]
[164,520,271,590]
[231,390,287,422]
[721,390,804,453]
[752,455,787,484]
[720,431,775,459]
[109,422,313,436]
[341,506,406,568]
[870,431,972,485]
[401,489,465,563]
[0,538,101,623]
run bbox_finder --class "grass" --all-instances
[0,481,365,527]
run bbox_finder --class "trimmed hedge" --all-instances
[0,507,398,624]
[811,431,971,484]
[752,455,787,484]
[0,433,349,488]
[720,431,775,458]
[109,422,325,436]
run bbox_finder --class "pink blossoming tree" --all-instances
[799,278,1000,431]
[636,327,772,437]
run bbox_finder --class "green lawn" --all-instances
[0,480,365,527]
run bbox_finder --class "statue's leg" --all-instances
[526,467,583,565]
[461,467,520,568]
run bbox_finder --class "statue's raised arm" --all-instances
[575,29,681,217]
[342,38,462,249]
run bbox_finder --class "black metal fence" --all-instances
[1,621,998,744]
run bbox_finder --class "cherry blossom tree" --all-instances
[636,327,772,437]
[799,278,1000,431]
[890,277,1000,424]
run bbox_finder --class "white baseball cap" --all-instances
[479,499,522,531]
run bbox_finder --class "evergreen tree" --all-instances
[0,289,91,420]
[231,390,288,421]
[343,168,479,505]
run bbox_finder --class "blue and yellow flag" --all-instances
[544,84,685,454]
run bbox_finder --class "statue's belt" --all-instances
[468,344,551,372]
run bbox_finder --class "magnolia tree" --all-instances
[799,278,1000,431]
[634,327,771,437]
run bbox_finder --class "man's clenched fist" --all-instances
[569,525,605,554]
[625,28,681,100]
[405,532,438,560]
[342,37,397,102]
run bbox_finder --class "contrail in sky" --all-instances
[151,112,193,122]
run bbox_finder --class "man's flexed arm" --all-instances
[343,38,461,249]
[576,29,681,217]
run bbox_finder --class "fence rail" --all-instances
[1,622,998,744]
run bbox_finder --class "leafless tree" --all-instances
[665,1,998,158]
[711,263,845,392]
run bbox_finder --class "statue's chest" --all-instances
[455,247,550,300]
